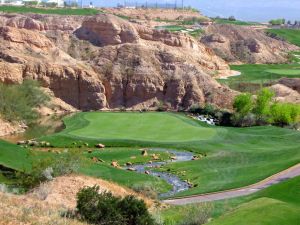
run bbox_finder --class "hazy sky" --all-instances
[87,0,300,22]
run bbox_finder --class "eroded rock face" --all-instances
[0,13,83,31]
[278,78,300,94]
[75,14,139,46]
[201,24,299,64]
[0,14,236,111]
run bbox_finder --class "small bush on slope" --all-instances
[76,185,156,225]
[17,149,86,189]
[0,80,49,123]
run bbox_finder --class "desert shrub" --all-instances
[132,183,158,199]
[76,186,156,225]
[16,149,85,189]
[0,80,49,124]
[228,16,236,21]
[178,203,212,225]
[231,112,257,127]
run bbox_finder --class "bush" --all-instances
[132,183,158,199]
[228,16,236,21]
[270,103,300,126]
[233,93,254,116]
[232,88,300,127]
[269,18,285,25]
[76,186,156,225]
[0,80,49,124]
[16,149,86,189]
[178,203,212,225]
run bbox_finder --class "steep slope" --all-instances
[201,24,299,64]
[0,13,236,111]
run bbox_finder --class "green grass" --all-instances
[58,112,217,143]
[267,29,300,47]
[219,62,300,92]
[158,125,300,197]
[0,140,32,171]
[0,6,101,15]
[154,25,186,32]
[188,29,204,38]
[209,198,300,225]
[0,139,172,192]
[207,176,300,225]
[39,112,300,198]
[214,18,259,26]
[86,147,171,166]
[161,176,300,225]
[230,63,300,83]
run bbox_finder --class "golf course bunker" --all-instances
[66,112,217,142]
[125,148,194,198]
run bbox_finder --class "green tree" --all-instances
[233,93,254,116]
[270,103,300,126]
[253,88,274,120]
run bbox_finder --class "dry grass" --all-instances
[0,192,86,225]
[29,174,154,209]
[0,174,155,225]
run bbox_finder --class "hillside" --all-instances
[0,13,235,112]
[201,24,299,64]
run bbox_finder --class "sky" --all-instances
[86,0,300,22]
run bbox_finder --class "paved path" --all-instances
[163,163,300,205]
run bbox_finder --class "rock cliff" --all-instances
[201,24,299,64]
[0,13,236,111]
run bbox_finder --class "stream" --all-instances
[1,115,195,198]
[125,148,194,198]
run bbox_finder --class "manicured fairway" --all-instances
[40,112,300,198]
[227,63,300,84]
[266,68,300,76]
[0,140,171,192]
[267,28,300,47]
[208,176,300,225]
[159,125,300,197]
[0,6,101,15]
[64,112,217,142]
[162,176,300,225]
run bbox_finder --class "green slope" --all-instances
[209,198,300,225]
[267,29,300,47]
[64,112,216,142]
[40,112,300,197]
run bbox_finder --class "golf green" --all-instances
[266,68,300,76]
[65,112,217,142]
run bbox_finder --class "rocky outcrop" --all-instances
[201,24,299,64]
[0,14,236,111]
[75,14,139,46]
[269,84,300,104]
[0,13,83,31]
[278,78,300,93]
[0,118,27,137]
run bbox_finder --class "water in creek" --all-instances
[1,114,67,143]
[125,148,194,198]
[2,115,195,198]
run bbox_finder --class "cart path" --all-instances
[163,163,300,205]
